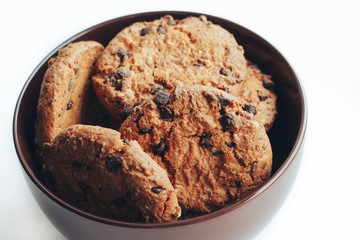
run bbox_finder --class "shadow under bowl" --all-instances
[13,11,307,240]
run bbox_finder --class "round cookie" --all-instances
[42,125,181,222]
[92,15,249,121]
[35,41,105,147]
[119,86,273,213]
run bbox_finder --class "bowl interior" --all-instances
[14,11,305,226]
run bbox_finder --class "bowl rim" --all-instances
[13,10,307,229]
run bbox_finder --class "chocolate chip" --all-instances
[117,48,128,64]
[105,156,121,172]
[199,133,212,148]
[73,68,79,77]
[194,60,205,67]
[139,126,153,134]
[150,84,164,95]
[129,161,135,170]
[66,100,74,110]
[115,80,123,91]
[140,26,152,36]
[167,19,176,26]
[112,198,126,208]
[117,48,128,57]
[218,96,230,110]
[105,74,117,85]
[135,111,144,124]
[154,91,170,105]
[121,106,132,121]
[235,181,242,187]
[236,155,246,166]
[212,150,223,156]
[157,25,166,34]
[159,106,173,119]
[219,114,235,131]
[243,104,257,115]
[225,142,236,147]
[111,80,118,88]
[259,95,268,101]
[220,67,232,76]
[116,67,130,79]
[262,77,274,90]
[151,186,164,194]
[219,108,226,115]
[153,139,167,156]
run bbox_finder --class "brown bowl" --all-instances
[13,11,307,240]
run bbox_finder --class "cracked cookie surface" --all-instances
[92,15,248,120]
[42,125,181,222]
[35,41,105,147]
[119,85,272,213]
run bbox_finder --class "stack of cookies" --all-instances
[35,15,276,223]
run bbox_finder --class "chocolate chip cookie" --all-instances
[42,125,181,222]
[35,41,105,147]
[119,85,272,213]
[92,15,249,121]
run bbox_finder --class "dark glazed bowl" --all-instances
[13,11,307,240]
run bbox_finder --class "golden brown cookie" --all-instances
[42,125,180,222]
[35,41,105,147]
[92,15,248,120]
[121,140,181,222]
[119,85,272,213]
[231,62,277,131]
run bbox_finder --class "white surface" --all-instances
[1,0,359,239]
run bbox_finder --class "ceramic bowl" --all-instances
[13,11,307,240]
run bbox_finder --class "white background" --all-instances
[1,0,360,239]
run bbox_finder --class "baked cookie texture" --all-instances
[92,16,237,116]
[35,41,105,147]
[122,140,181,222]
[35,14,277,223]
[236,62,277,131]
[42,125,181,222]
[119,85,272,213]
[92,15,276,130]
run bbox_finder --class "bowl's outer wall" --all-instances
[14,11,306,240]
[24,143,303,240]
